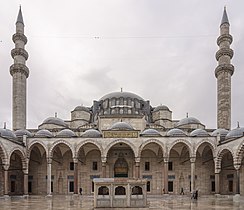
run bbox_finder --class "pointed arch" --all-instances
[234,140,244,165]
[76,139,103,157]
[168,139,193,157]
[215,147,234,170]
[104,139,137,157]
[195,139,216,157]
[0,141,8,165]
[49,139,74,158]
[27,140,48,158]
[138,139,165,157]
[8,147,27,170]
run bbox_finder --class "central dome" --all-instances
[96,91,149,116]
[100,91,144,101]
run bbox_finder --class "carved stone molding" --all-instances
[10,63,29,78]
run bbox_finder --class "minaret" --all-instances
[10,6,29,130]
[215,7,234,130]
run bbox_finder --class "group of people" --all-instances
[191,190,198,200]
[180,187,199,200]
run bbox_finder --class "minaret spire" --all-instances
[16,6,24,25]
[221,6,229,26]
[215,7,234,130]
[10,7,29,130]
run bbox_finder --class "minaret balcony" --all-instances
[10,63,29,78]
[215,64,234,78]
[217,34,232,46]
[215,48,233,61]
[11,48,29,60]
[12,33,27,44]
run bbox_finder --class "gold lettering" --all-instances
[103,131,138,138]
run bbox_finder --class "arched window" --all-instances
[98,186,109,195]
[132,186,142,195]
[115,186,126,195]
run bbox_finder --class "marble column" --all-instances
[135,158,140,179]
[23,169,28,195]
[190,157,196,193]
[73,158,78,194]
[163,159,168,194]
[47,158,52,196]
[236,168,240,194]
[4,166,9,196]
[215,171,220,194]
[102,157,107,178]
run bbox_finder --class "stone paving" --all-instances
[0,195,243,210]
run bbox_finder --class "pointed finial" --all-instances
[3,122,6,129]
[120,88,123,92]
[186,112,189,118]
[16,5,24,25]
[237,121,240,128]
[55,112,57,118]
[221,6,229,26]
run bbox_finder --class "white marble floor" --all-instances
[0,195,243,210]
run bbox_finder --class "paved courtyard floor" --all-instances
[0,195,243,210]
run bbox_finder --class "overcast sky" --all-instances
[0,0,244,130]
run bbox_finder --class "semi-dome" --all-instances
[73,105,90,112]
[211,129,229,137]
[167,128,187,137]
[153,105,170,112]
[141,129,161,137]
[110,122,134,130]
[81,129,102,138]
[0,128,17,140]
[56,129,76,137]
[15,129,33,137]
[100,91,144,101]
[177,117,201,127]
[35,129,53,138]
[42,117,67,127]
[226,127,244,139]
[190,129,209,137]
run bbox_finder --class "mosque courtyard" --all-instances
[0,195,243,210]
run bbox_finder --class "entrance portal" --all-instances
[114,156,128,178]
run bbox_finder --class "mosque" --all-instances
[0,7,243,197]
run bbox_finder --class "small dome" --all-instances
[15,129,33,137]
[110,122,134,130]
[81,129,102,138]
[226,127,244,139]
[42,117,67,127]
[167,128,187,137]
[56,129,76,137]
[177,117,201,127]
[35,129,53,138]
[0,128,17,140]
[190,129,209,137]
[73,106,90,112]
[100,91,144,101]
[211,129,229,137]
[153,105,170,112]
[141,129,161,137]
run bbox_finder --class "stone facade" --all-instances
[0,7,243,198]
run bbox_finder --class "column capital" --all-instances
[190,157,196,163]
[215,168,221,174]
[47,157,52,164]
[135,157,140,163]
[234,164,241,171]
[163,157,169,163]
[3,164,9,171]
[73,157,78,164]
[23,168,28,174]
[101,156,107,163]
